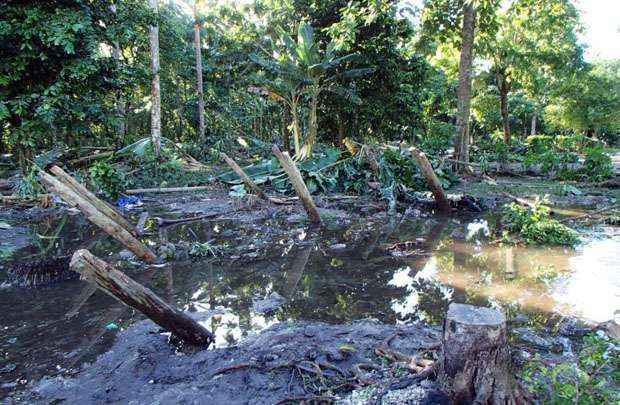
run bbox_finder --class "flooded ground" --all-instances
[0,200,618,397]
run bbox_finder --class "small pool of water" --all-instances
[0,211,618,396]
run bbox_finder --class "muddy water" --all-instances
[0,211,618,395]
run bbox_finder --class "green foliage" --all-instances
[89,161,126,200]
[582,146,613,182]
[189,241,222,258]
[16,166,45,198]
[502,200,579,246]
[522,333,620,404]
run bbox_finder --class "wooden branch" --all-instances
[70,249,213,347]
[50,165,136,235]
[38,171,157,263]
[409,147,451,213]
[271,145,322,224]
[220,152,268,200]
[125,185,211,194]
[69,151,115,166]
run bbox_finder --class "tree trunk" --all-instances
[454,3,476,173]
[531,112,537,136]
[499,74,511,144]
[110,5,126,140]
[409,147,451,213]
[301,86,319,159]
[439,303,521,404]
[38,171,157,263]
[49,165,136,236]
[291,97,302,156]
[281,107,291,154]
[272,145,322,224]
[193,1,205,141]
[70,249,214,347]
[220,152,268,200]
[149,0,162,157]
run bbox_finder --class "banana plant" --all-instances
[252,22,373,159]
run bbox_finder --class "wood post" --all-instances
[438,303,521,404]
[220,152,268,200]
[70,249,214,347]
[39,171,157,263]
[272,145,322,224]
[50,165,136,235]
[409,147,451,213]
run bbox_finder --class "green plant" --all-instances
[502,200,579,246]
[17,166,45,198]
[582,146,613,182]
[522,333,620,404]
[89,161,126,200]
[189,241,221,258]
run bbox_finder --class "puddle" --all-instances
[0,211,618,395]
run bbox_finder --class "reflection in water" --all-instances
[0,213,618,395]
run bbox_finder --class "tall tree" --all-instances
[193,0,205,141]
[149,0,162,156]
[454,1,476,171]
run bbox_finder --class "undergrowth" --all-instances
[522,332,620,404]
[501,200,579,246]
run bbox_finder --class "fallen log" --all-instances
[438,303,522,404]
[50,165,136,235]
[125,185,211,194]
[69,151,115,167]
[39,171,157,263]
[70,249,213,347]
[409,147,451,213]
[272,145,322,224]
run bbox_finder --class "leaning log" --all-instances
[70,249,213,347]
[39,171,157,263]
[272,145,322,224]
[409,147,451,213]
[438,303,521,404]
[220,152,269,200]
[50,165,136,235]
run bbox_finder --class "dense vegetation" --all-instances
[1,0,618,171]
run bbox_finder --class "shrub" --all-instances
[89,161,126,200]
[502,200,579,246]
[582,146,613,182]
[522,333,620,403]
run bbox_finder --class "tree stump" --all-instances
[438,303,520,404]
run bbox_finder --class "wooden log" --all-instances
[69,151,115,166]
[220,152,268,200]
[70,249,213,347]
[409,147,451,213]
[272,145,322,224]
[438,303,521,404]
[50,165,136,235]
[125,185,211,194]
[38,171,157,263]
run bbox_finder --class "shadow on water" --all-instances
[0,210,618,395]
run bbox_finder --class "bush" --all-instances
[89,161,126,200]
[502,200,579,246]
[582,146,613,182]
[522,333,620,403]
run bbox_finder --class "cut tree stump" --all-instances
[409,147,451,213]
[50,165,136,235]
[438,303,521,404]
[272,145,322,224]
[70,249,214,347]
[39,171,157,263]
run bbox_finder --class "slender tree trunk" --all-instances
[149,0,162,157]
[281,107,290,154]
[499,74,510,144]
[301,86,319,159]
[291,97,302,156]
[110,5,126,141]
[530,112,537,136]
[336,113,345,146]
[454,3,476,173]
[193,1,205,141]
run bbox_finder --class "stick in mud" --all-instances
[271,145,322,224]
[70,249,214,347]
[50,165,136,235]
[39,170,157,263]
[409,147,451,213]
